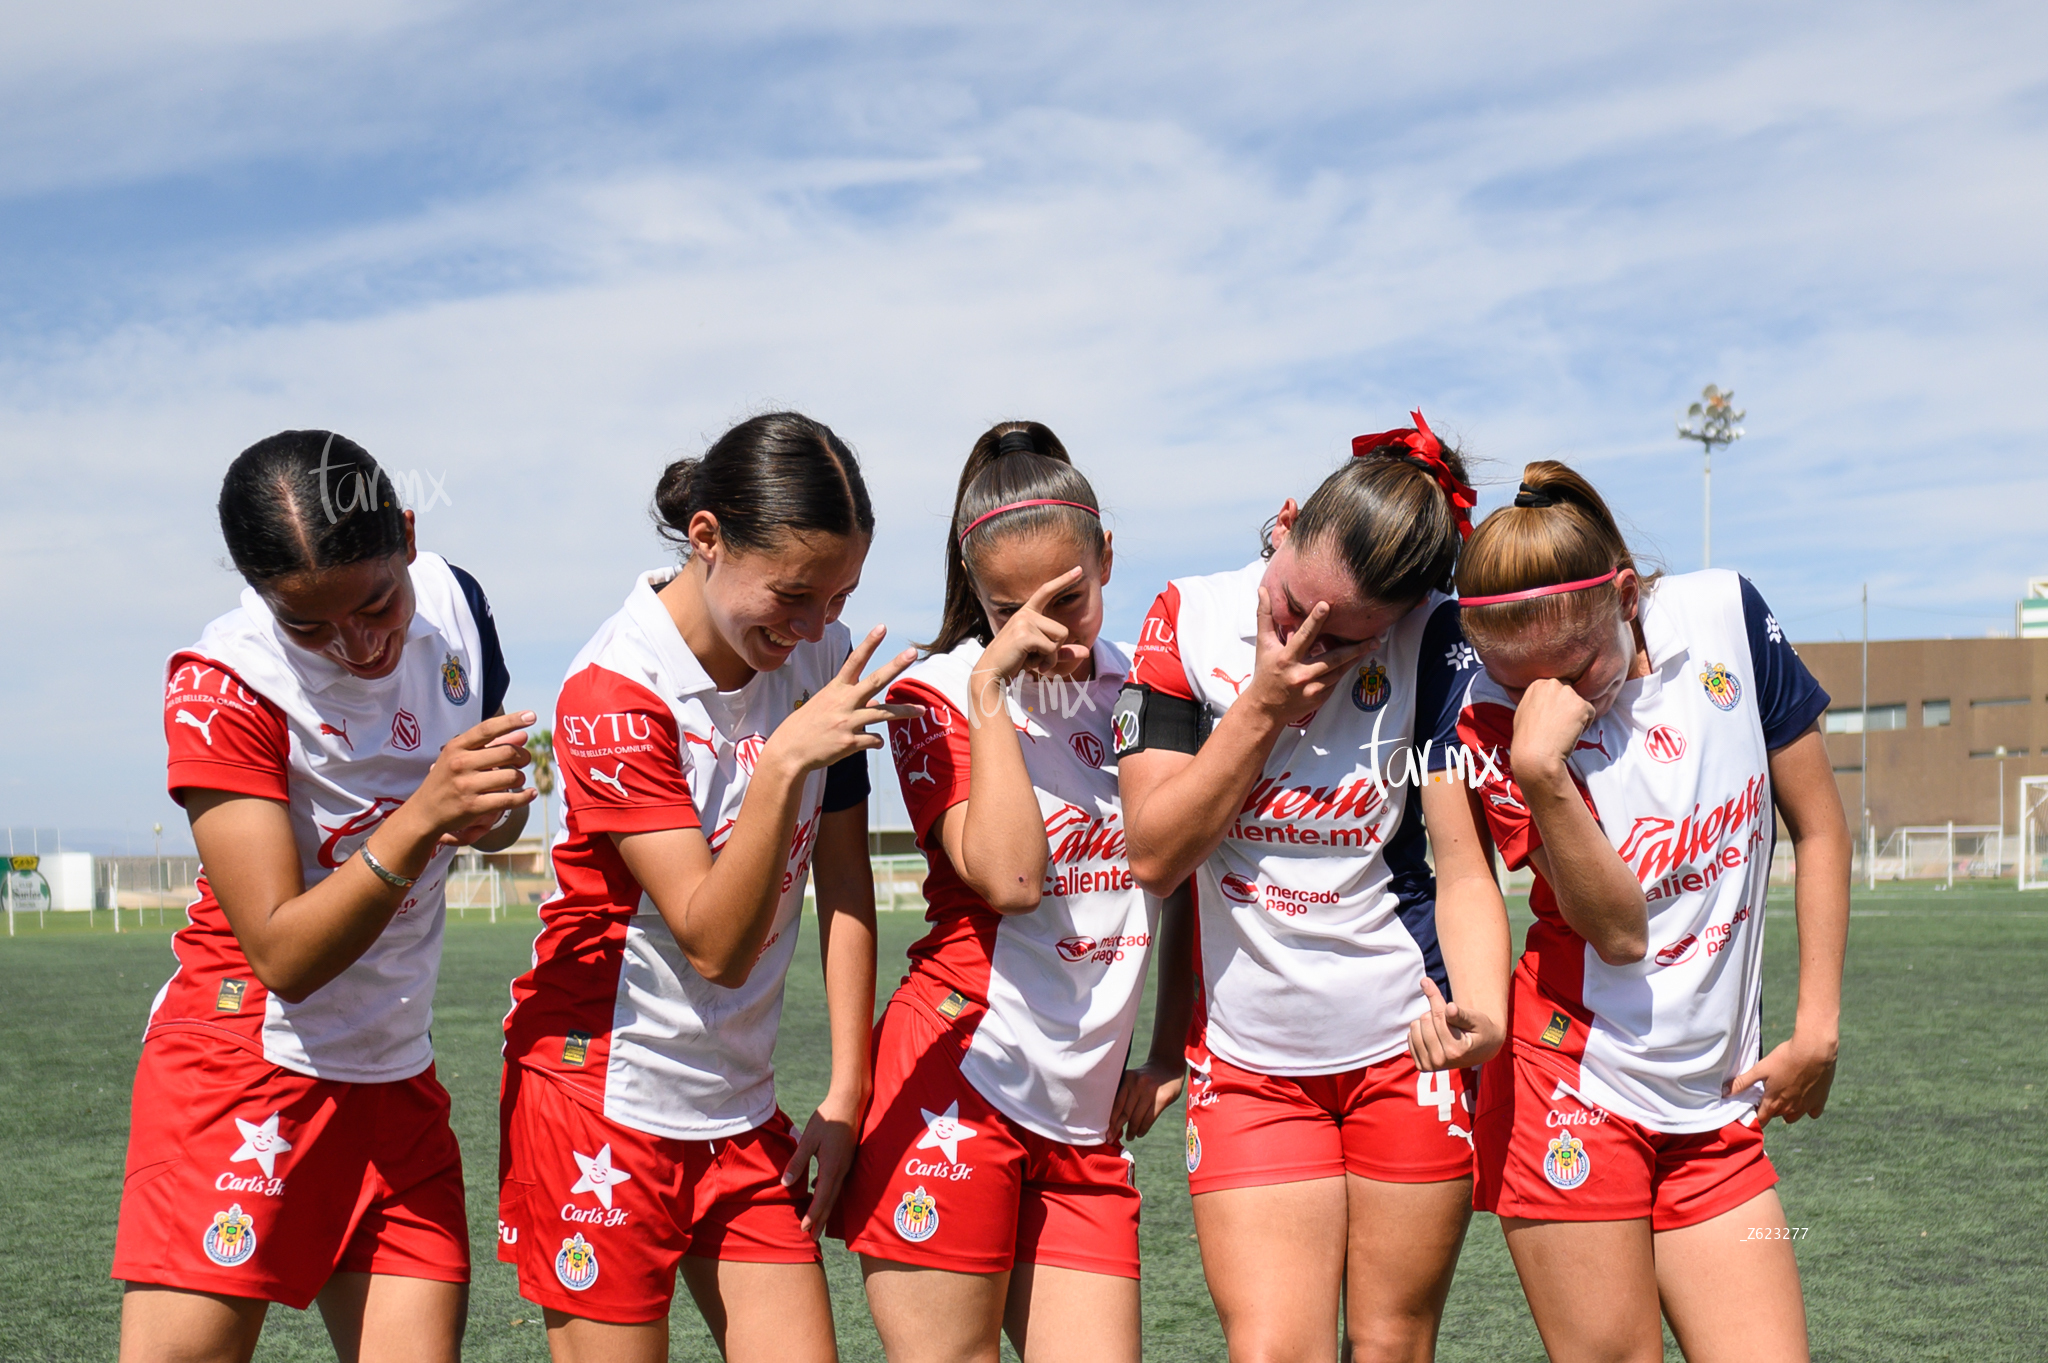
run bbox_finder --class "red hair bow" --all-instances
[1351,409,1475,541]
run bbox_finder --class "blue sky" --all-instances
[4,1,2044,851]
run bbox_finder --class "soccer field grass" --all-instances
[2,887,2043,1361]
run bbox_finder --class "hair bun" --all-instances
[653,456,701,540]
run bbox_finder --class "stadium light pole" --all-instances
[1861,586,1872,889]
[1676,385,1746,569]
[1996,746,2009,877]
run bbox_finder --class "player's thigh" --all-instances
[678,1255,836,1363]
[1654,1189,1809,1363]
[863,1256,1011,1363]
[1341,1174,1472,1362]
[1499,1216,1664,1363]
[314,1272,467,1363]
[1004,1262,1140,1363]
[1192,1177,1351,1363]
[541,1309,668,1363]
[118,1284,269,1363]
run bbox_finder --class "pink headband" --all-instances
[959,499,1100,542]
[1459,568,1621,608]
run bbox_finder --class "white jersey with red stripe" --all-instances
[504,569,855,1141]
[154,551,509,1082]
[885,637,1158,1145]
[1458,570,1829,1133]
[1124,559,1479,1077]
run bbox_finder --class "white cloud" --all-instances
[2,1,2045,838]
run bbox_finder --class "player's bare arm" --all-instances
[939,568,1085,913]
[783,801,879,1236]
[1513,678,1649,964]
[1410,779,1511,1072]
[1728,722,1848,1124]
[618,627,917,987]
[1122,587,1366,895]
[1110,880,1195,1140]
[191,709,537,1002]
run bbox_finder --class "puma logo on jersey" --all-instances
[1487,788,1526,813]
[175,708,219,746]
[1573,733,1612,759]
[683,731,718,755]
[588,763,628,797]
[907,759,936,786]
[319,721,353,751]
[1210,667,1249,696]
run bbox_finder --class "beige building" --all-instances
[1791,637,2048,833]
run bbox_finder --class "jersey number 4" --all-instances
[1415,1069,1458,1122]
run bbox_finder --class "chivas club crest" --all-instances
[1698,661,1741,712]
[555,1233,600,1291]
[202,1204,258,1267]
[442,651,471,705]
[893,1185,940,1242]
[1543,1132,1591,1190]
[1351,660,1391,712]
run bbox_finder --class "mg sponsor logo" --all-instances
[1644,725,1687,763]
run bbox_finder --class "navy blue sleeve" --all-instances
[822,751,871,813]
[448,563,511,717]
[1414,599,1482,770]
[1740,576,1828,750]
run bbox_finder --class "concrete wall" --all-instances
[1791,636,2048,830]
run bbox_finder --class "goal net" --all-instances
[2020,777,2048,891]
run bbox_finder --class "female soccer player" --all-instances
[1454,462,1846,1363]
[834,422,1193,1363]
[497,412,910,1363]
[1115,414,1510,1363]
[117,430,532,1363]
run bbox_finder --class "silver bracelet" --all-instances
[359,844,417,890]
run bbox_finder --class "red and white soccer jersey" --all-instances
[155,552,508,1082]
[502,569,865,1141]
[1123,559,1481,1077]
[882,637,1158,1144]
[1458,570,1829,1133]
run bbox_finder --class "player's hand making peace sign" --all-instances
[975,565,1093,688]
[1242,586,1370,728]
[761,625,922,777]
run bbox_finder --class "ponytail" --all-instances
[1276,412,1473,605]
[218,430,409,585]
[924,421,1105,655]
[1456,460,1640,655]
[653,411,873,556]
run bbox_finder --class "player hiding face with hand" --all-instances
[117,432,530,1363]
[498,413,905,1363]
[1455,461,1848,1363]
[834,422,1193,1363]
[1117,414,1510,1363]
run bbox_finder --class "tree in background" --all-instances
[527,728,555,886]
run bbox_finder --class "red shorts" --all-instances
[1183,1045,1477,1195]
[1473,1049,1778,1232]
[496,1063,818,1324]
[111,1025,469,1310]
[832,983,1141,1279]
